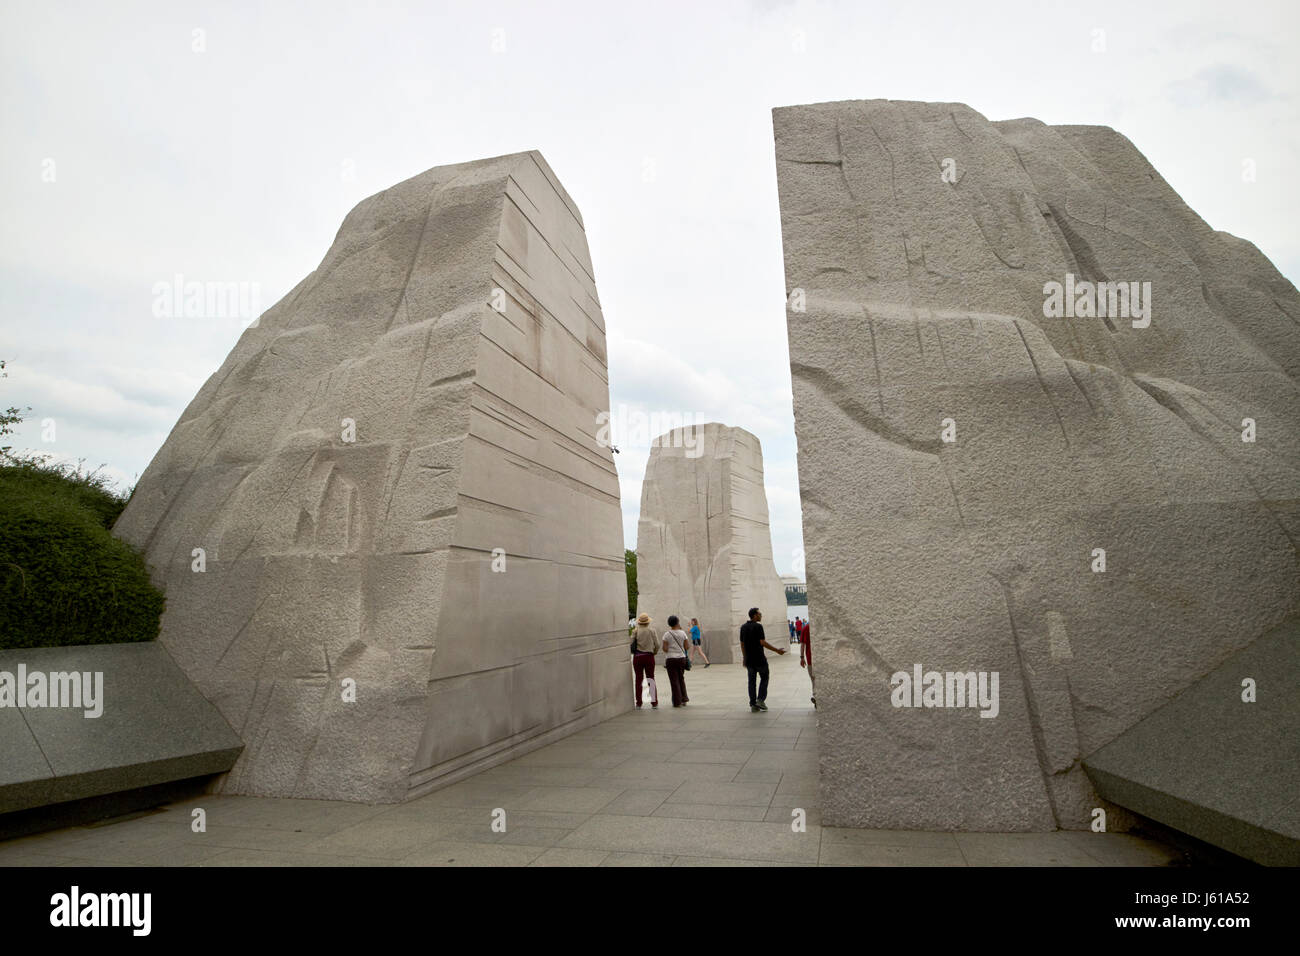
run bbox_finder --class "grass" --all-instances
[0,456,163,649]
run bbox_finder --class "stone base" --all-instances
[1084,617,1300,866]
[0,642,242,816]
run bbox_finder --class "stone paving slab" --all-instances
[529,847,610,867]
[821,841,967,867]
[0,657,1188,866]
[954,832,1107,867]
[600,851,674,866]
[651,802,771,822]
[558,813,822,864]
[197,848,373,867]
[1054,831,1184,867]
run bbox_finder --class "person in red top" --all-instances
[799,620,815,706]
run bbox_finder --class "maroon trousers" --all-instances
[633,652,657,705]
[665,657,688,706]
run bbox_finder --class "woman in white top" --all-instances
[662,614,691,707]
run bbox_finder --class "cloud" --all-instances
[1167,64,1274,108]
[5,365,177,435]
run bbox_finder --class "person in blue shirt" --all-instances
[688,618,710,667]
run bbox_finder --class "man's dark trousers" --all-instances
[746,658,770,705]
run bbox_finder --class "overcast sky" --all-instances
[2,0,1296,576]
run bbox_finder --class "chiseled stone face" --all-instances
[774,99,1300,830]
[636,423,789,663]
[113,151,629,803]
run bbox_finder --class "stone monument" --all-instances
[114,151,629,803]
[774,99,1299,831]
[635,423,789,663]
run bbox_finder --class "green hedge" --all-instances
[0,461,164,649]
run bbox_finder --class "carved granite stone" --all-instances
[636,423,789,663]
[774,99,1300,830]
[114,151,629,802]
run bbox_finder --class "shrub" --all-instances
[0,456,130,529]
[0,459,163,649]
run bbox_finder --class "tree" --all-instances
[625,548,637,620]
[1,359,32,461]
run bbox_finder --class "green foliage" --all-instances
[0,359,31,460]
[625,548,637,620]
[0,456,130,529]
[0,365,162,648]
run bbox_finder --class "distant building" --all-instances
[781,575,807,605]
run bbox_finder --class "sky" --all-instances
[1,0,1297,577]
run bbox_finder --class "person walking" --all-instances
[800,620,815,706]
[631,612,660,708]
[740,607,785,712]
[788,618,796,642]
[662,615,691,707]
[688,617,709,666]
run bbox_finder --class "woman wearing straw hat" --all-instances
[630,612,661,708]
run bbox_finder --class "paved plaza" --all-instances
[0,656,1184,867]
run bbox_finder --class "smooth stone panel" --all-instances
[1084,617,1300,865]
[0,706,54,813]
[0,643,241,815]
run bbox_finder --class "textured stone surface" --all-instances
[1084,616,1300,865]
[636,423,789,663]
[114,151,629,803]
[0,643,242,814]
[774,99,1300,830]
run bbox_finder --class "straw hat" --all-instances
[636,612,651,625]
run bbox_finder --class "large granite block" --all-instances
[774,99,1300,830]
[113,152,629,803]
[636,423,789,663]
[0,642,242,814]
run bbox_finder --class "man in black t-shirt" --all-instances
[739,607,786,711]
